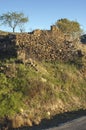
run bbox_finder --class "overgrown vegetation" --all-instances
[56,18,83,39]
[0,59,86,121]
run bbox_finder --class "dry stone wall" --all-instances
[0,34,17,59]
[0,26,84,63]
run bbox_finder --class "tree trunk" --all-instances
[13,27,15,32]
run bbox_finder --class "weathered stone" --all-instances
[24,118,32,126]
[0,26,86,64]
[12,115,24,128]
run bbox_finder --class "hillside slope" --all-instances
[0,26,86,129]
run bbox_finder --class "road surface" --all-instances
[44,116,86,130]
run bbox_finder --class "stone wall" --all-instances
[0,26,85,63]
[0,34,17,59]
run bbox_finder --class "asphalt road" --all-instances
[44,116,86,130]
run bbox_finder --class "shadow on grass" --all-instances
[11,109,86,130]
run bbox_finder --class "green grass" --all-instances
[0,59,86,121]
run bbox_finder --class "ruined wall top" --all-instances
[51,25,59,32]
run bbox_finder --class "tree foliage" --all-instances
[0,12,28,32]
[56,18,82,38]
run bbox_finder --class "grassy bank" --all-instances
[0,59,86,128]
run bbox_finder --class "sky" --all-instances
[0,0,86,32]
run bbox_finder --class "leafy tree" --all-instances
[0,12,28,32]
[56,18,82,38]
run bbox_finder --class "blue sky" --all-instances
[0,0,86,32]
